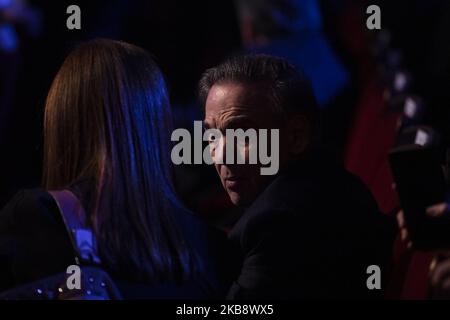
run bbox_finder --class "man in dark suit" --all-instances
[199,54,397,299]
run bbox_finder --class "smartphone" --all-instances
[389,145,447,249]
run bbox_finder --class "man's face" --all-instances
[204,82,285,207]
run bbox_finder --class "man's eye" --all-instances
[206,135,219,145]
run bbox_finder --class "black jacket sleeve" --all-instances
[227,209,303,299]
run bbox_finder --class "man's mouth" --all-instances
[224,176,244,190]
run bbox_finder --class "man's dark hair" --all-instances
[198,54,320,135]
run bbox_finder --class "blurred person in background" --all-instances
[235,0,349,107]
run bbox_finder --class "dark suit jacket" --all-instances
[227,151,397,299]
[0,181,238,299]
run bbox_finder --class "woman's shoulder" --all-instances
[0,188,62,230]
[0,189,76,290]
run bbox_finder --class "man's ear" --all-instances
[286,114,311,156]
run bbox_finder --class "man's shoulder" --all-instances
[228,154,382,245]
[247,154,375,214]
